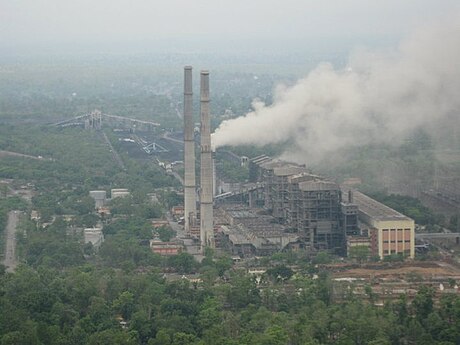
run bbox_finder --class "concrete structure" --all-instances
[217,205,299,257]
[200,70,214,250]
[351,190,415,259]
[183,66,197,235]
[84,227,104,250]
[89,190,107,209]
[111,188,130,198]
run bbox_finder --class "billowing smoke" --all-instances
[211,15,460,163]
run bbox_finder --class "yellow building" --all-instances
[351,191,415,259]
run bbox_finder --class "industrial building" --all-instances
[244,156,415,257]
[350,190,415,259]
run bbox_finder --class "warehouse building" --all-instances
[350,190,415,259]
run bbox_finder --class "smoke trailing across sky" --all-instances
[211,15,460,163]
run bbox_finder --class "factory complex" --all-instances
[181,66,415,260]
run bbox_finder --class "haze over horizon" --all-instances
[2,1,459,57]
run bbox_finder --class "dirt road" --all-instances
[3,210,20,272]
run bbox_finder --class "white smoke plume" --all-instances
[211,15,460,163]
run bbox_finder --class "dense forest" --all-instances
[2,254,460,344]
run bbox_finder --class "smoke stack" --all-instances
[200,70,215,250]
[212,151,217,197]
[348,190,354,203]
[183,66,196,234]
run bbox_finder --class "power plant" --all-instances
[183,67,215,252]
[181,67,414,260]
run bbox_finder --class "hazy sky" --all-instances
[1,0,459,55]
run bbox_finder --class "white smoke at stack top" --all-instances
[183,66,196,234]
[200,70,215,251]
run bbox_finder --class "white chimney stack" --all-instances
[183,66,196,235]
[200,70,215,250]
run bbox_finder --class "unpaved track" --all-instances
[3,211,19,272]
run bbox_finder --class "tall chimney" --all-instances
[183,66,196,235]
[348,190,354,203]
[200,70,215,250]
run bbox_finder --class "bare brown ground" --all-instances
[327,261,460,279]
